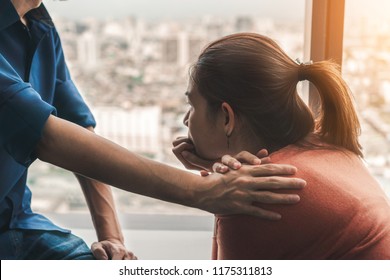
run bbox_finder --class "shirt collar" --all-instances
[0,0,20,31]
[0,0,53,31]
[28,3,54,28]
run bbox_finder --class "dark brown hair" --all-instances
[190,33,362,157]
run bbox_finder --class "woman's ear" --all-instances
[221,102,235,136]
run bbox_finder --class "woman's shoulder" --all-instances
[269,136,385,203]
[269,135,359,167]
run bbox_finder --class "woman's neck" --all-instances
[228,129,267,156]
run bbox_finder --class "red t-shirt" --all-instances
[212,145,390,259]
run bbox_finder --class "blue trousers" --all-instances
[0,229,95,260]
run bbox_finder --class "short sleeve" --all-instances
[0,54,56,166]
[54,79,96,128]
[52,30,96,128]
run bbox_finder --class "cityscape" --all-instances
[28,8,390,215]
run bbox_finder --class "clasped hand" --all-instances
[172,136,305,220]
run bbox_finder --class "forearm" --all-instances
[76,175,124,242]
[36,115,202,208]
[35,115,305,218]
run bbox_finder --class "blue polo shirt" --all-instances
[0,1,96,232]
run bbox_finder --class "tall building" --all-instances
[161,36,178,64]
[93,106,162,157]
[161,32,204,66]
[77,31,99,68]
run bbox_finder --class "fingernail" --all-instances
[220,165,228,172]
[233,162,241,169]
[291,195,300,202]
[289,167,298,173]
[297,179,306,187]
[273,214,282,220]
[253,159,261,165]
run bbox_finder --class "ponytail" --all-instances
[298,61,362,157]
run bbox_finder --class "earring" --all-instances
[226,134,230,150]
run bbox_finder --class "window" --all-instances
[26,0,389,260]
[343,0,390,194]
[30,0,306,216]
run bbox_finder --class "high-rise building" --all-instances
[77,31,99,68]
[93,106,162,157]
[161,36,178,64]
[161,32,204,66]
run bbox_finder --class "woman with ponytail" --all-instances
[173,33,390,259]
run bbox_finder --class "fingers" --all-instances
[212,162,229,173]
[172,136,192,146]
[116,250,138,260]
[255,149,272,164]
[221,151,262,168]
[91,241,137,260]
[250,191,300,204]
[259,156,271,164]
[172,136,215,171]
[110,245,128,260]
[215,151,262,174]
[256,149,269,159]
[235,151,262,165]
[220,155,242,170]
[172,140,194,155]
[245,176,306,190]
[172,141,199,170]
[225,187,300,205]
[224,164,305,190]
[227,191,301,220]
[91,242,108,260]
[246,164,298,177]
[181,150,213,171]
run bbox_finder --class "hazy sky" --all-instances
[43,0,390,23]
[43,0,306,21]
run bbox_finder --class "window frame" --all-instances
[304,0,346,113]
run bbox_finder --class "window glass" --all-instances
[343,0,390,195]
[30,0,306,214]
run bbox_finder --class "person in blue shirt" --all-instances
[0,0,305,260]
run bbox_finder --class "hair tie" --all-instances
[295,59,313,81]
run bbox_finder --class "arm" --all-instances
[36,115,305,219]
[76,175,136,260]
[75,127,136,260]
